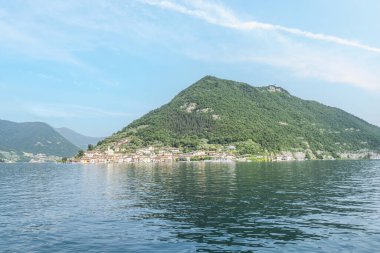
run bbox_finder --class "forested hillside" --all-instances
[0,120,79,160]
[97,76,380,155]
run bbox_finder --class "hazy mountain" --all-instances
[55,127,103,150]
[0,119,79,160]
[97,76,380,156]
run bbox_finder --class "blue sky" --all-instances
[0,0,380,137]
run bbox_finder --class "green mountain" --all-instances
[55,127,103,150]
[0,120,79,161]
[97,76,380,156]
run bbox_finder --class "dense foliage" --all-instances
[98,76,380,154]
[0,120,79,157]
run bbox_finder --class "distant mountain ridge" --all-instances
[97,76,380,158]
[55,127,103,150]
[0,119,79,161]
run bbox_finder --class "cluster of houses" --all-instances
[78,143,380,164]
[27,153,61,163]
[79,146,238,164]
[79,146,310,164]
[0,151,60,163]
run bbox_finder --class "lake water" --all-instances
[1,161,380,252]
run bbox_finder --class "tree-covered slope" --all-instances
[0,120,79,157]
[98,76,380,154]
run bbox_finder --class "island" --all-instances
[77,76,380,163]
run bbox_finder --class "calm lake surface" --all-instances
[1,161,380,252]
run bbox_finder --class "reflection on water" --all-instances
[1,161,380,252]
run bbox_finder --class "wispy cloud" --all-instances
[0,17,82,66]
[1,0,380,92]
[142,0,380,91]
[0,0,168,61]
[143,0,380,54]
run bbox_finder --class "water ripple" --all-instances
[0,161,380,252]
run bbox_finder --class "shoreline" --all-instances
[1,157,380,165]
[75,157,380,165]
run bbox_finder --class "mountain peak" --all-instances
[196,75,241,85]
[97,77,380,156]
[0,119,79,161]
[196,76,289,94]
[199,75,218,81]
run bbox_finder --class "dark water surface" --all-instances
[1,161,380,252]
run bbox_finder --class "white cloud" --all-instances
[143,0,380,54]
[0,18,82,66]
[142,0,380,91]
[254,51,380,91]
[0,1,141,65]
[1,0,380,92]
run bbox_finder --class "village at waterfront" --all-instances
[77,143,380,164]
[2,145,380,164]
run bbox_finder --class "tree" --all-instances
[236,139,262,155]
[305,151,312,160]
[88,144,94,151]
[76,150,85,158]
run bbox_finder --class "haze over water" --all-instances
[1,161,380,252]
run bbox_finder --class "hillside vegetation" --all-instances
[97,76,380,156]
[0,120,79,160]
